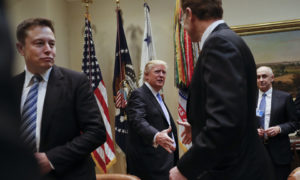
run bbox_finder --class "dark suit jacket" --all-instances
[294,91,300,122]
[264,90,299,165]
[126,84,179,180]
[13,65,106,180]
[177,23,274,180]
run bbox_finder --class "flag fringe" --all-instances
[92,153,117,173]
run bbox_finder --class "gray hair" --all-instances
[257,66,273,76]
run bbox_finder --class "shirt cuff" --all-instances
[153,132,159,148]
[48,159,55,170]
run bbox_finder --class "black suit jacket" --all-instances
[294,90,300,124]
[264,90,299,165]
[126,84,179,180]
[13,65,106,180]
[177,23,274,180]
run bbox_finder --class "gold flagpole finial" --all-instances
[116,0,120,9]
[82,0,93,19]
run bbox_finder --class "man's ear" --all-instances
[271,74,275,82]
[16,42,24,56]
[185,7,193,21]
[144,72,149,82]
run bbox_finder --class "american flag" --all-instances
[113,8,137,153]
[82,17,116,173]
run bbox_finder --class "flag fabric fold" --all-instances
[113,8,137,153]
[82,17,116,173]
[138,2,156,87]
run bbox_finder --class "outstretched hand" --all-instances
[177,120,192,144]
[155,126,176,153]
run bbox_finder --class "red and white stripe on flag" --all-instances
[178,91,192,152]
[92,80,116,173]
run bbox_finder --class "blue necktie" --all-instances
[258,93,267,129]
[20,75,40,152]
[157,93,176,147]
[156,93,170,123]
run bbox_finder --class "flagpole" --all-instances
[115,0,125,107]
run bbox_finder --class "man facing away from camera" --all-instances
[169,0,275,179]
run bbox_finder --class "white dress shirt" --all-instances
[257,88,272,129]
[21,66,52,152]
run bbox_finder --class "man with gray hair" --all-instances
[126,60,178,180]
[256,66,299,180]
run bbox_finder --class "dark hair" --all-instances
[16,18,54,44]
[181,0,223,20]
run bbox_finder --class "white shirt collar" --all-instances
[259,87,272,97]
[144,82,160,97]
[24,66,52,87]
[200,19,225,50]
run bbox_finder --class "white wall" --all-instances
[5,0,300,174]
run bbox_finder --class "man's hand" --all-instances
[35,152,52,175]
[177,120,192,144]
[265,126,281,137]
[169,166,187,180]
[257,128,265,137]
[155,126,175,153]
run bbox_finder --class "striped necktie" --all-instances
[20,75,41,152]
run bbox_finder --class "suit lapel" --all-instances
[40,66,64,145]
[14,72,26,115]
[142,84,169,125]
[270,90,278,127]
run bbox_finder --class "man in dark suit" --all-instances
[169,0,274,179]
[126,60,179,180]
[256,66,299,180]
[13,18,106,180]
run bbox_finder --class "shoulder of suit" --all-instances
[131,86,145,95]
[273,89,291,97]
[131,85,151,98]
[54,65,85,78]
[12,71,25,81]
[206,29,240,47]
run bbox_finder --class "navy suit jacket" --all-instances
[177,23,274,180]
[13,65,106,180]
[126,84,179,180]
[264,90,299,165]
